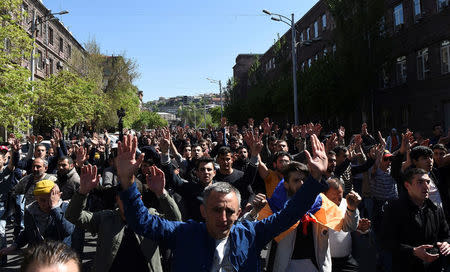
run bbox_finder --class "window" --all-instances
[396,56,407,84]
[394,3,404,28]
[300,32,304,42]
[301,62,305,71]
[37,50,43,70]
[442,40,450,74]
[306,27,311,40]
[265,58,276,71]
[48,27,53,45]
[416,48,429,80]
[38,16,43,37]
[314,54,318,61]
[307,58,312,67]
[413,0,421,17]
[438,0,449,11]
[332,44,337,53]
[314,21,319,38]
[59,37,64,52]
[323,48,328,56]
[49,58,54,74]
[68,44,72,58]
[322,14,327,29]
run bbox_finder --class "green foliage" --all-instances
[0,0,36,133]
[132,110,168,130]
[36,70,105,129]
[209,106,222,125]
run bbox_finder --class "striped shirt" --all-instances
[369,167,398,200]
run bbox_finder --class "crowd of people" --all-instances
[0,118,449,272]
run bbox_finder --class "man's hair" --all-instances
[35,144,47,151]
[273,151,292,162]
[199,139,208,145]
[333,145,348,155]
[433,123,441,130]
[33,157,48,167]
[403,167,427,184]
[218,146,232,157]
[191,143,202,150]
[21,240,80,272]
[432,144,447,153]
[236,145,247,152]
[203,182,241,207]
[229,136,239,143]
[281,162,309,181]
[196,156,215,170]
[326,178,343,190]
[410,146,433,161]
[327,150,336,156]
[57,156,73,165]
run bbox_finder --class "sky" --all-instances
[44,0,319,102]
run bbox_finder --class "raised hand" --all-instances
[251,193,267,214]
[325,133,338,153]
[146,166,166,197]
[75,146,88,168]
[159,127,171,154]
[346,190,362,211]
[304,134,328,181]
[262,117,273,135]
[27,135,36,144]
[79,164,100,195]
[117,134,145,189]
[244,131,263,157]
[361,123,368,135]
[49,184,62,209]
[10,138,21,152]
[338,126,345,139]
[37,135,43,143]
[312,123,322,136]
[52,128,63,142]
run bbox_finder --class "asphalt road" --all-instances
[1,224,97,272]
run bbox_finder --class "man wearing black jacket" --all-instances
[381,168,450,272]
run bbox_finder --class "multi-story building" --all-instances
[21,0,85,80]
[374,0,450,133]
[233,0,450,135]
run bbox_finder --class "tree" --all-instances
[0,0,36,133]
[132,110,168,130]
[36,70,105,130]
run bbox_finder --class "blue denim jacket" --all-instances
[120,175,327,271]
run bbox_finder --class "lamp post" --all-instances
[29,9,68,134]
[206,78,223,119]
[262,10,299,126]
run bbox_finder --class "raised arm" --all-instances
[65,164,101,234]
[117,134,181,246]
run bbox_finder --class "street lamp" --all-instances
[262,9,299,126]
[206,78,223,119]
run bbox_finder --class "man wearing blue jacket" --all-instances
[117,134,329,271]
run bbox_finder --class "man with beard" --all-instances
[233,146,249,172]
[56,156,80,201]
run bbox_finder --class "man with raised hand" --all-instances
[65,164,181,272]
[118,134,328,271]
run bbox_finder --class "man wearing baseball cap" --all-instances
[0,180,74,259]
